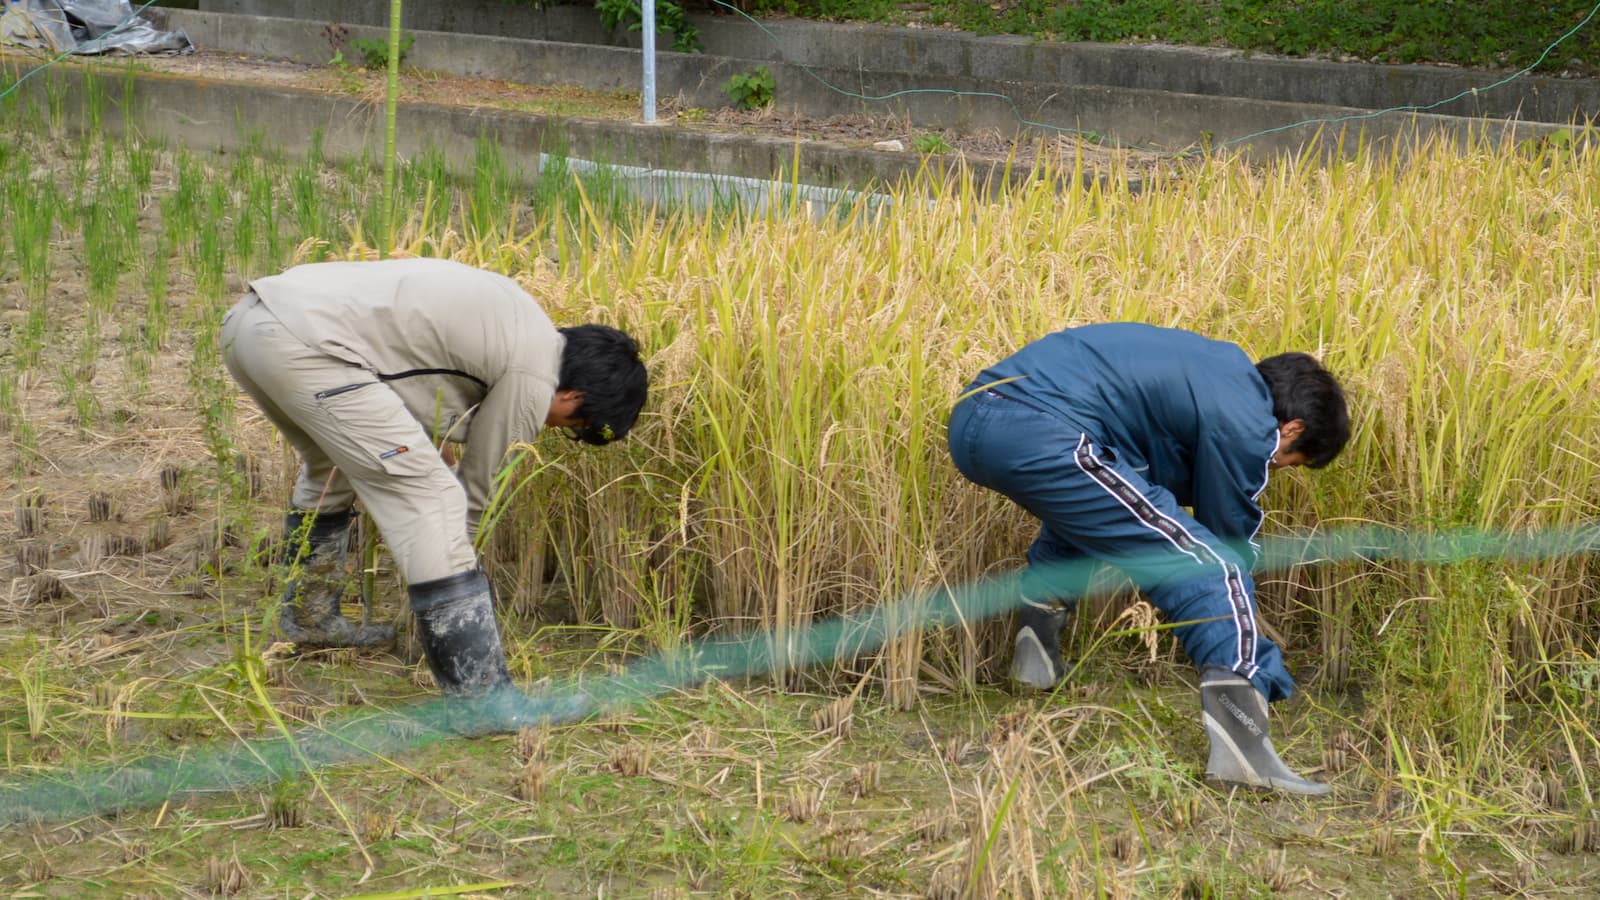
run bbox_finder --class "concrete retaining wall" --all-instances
[155,9,1576,158]
[7,61,1041,202]
[195,0,1600,123]
[196,0,615,44]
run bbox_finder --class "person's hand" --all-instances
[439,443,459,466]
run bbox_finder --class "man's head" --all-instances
[1255,352,1349,469]
[547,325,649,446]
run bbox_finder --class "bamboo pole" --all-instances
[382,0,402,253]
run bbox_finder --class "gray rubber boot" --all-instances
[279,509,395,649]
[409,569,546,735]
[1011,596,1074,690]
[1200,666,1331,796]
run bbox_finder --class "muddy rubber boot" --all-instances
[1200,666,1331,796]
[279,509,395,650]
[409,569,545,736]
[1011,597,1073,690]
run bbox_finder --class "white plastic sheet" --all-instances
[0,0,192,55]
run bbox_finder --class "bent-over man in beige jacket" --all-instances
[221,258,648,729]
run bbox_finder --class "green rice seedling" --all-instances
[158,191,187,264]
[119,55,139,124]
[14,302,48,372]
[531,150,573,228]
[9,177,57,308]
[42,68,66,138]
[267,780,307,830]
[288,159,332,251]
[142,228,171,353]
[83,198,123,318]
[232,177,258,276]
[0,140,10,253]
[578,163,637,238]
[252,166,291,272]
[59,360,99,429]
[83,64,104,135]
[236,119,271,164]
[12,417,41,477]
[337,150,377,242]
[0,62,19,123]
[120,339,150,400]
[124,137,156,196]
[107,162,142,265]
[191,180,230,301]
[0,369,16,434]
[407,144,452,198]
[188,313,239,469]
[11,640,53,739]
[467,134,515,244]
[68,135,93,202]
[167,147,205,249]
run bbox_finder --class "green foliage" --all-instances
[324,50,366,94]
[596,0,703,53]
[721,65,776,110]
[786,0,1600,71]
[913,133,952,154]
[350,33,416,70]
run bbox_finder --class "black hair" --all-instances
[558,324,649,446]
[1255,352,1350,469]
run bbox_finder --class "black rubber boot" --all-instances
[1200,666,1331,796]
[1010,596,1074,690]
[279,509,394,649]
[409,569,540,735]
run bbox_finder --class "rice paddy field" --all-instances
[1,57,1599,897]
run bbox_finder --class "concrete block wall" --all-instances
[194,0,1600,123]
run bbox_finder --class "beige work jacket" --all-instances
[250,258,563,534]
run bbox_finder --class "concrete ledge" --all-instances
[8,62,1053,202]
[193,0,1600,123]
[154,9,1580,158]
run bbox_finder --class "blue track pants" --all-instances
[948,389,1295,702]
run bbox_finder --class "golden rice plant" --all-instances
[368,131,1599,775]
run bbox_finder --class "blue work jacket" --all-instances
[972,323,1281,561]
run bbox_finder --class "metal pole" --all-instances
[641,0,656,123]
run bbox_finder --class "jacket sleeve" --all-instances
[456,368,556,541]
[1190,427,1274,568]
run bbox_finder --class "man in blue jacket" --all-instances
[947,323,1349,795]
